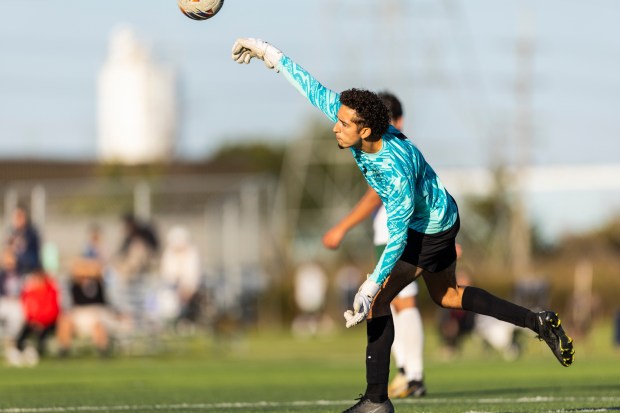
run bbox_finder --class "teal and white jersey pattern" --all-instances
[278,56,459,285]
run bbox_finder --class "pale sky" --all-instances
[1,0,618,166]
[1,0,619,239]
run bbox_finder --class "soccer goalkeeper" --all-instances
[231,38,575,413]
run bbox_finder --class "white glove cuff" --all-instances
[359,278,381,298]
[263,44,283,70]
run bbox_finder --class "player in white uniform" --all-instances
[322,92,425,398]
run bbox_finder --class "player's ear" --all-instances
[359,127,372,140]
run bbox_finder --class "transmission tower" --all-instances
[510,7,535,279]
[272,123,368,267]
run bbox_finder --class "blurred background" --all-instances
[0,0,619,363]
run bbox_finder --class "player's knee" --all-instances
[391,296,415,312]
[430,289,461,309]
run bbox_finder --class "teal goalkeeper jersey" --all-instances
[278,55,459,284]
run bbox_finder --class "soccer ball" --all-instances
[177,0,224,20]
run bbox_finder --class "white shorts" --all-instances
[70,306,116,337]
[396,281,418,298]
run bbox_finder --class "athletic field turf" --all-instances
[1,320,618,413]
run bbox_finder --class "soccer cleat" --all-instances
[4,347,22,367]
[536,311,575,367]
[387,373,408,398]
[393,380,427,398]
[342,395,394,413]
[21,347,39,367]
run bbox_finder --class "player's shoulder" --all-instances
[384,125,415,146]
[384,127,418,154]
[385,125,405,138]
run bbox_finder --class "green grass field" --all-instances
[1,319,618,413]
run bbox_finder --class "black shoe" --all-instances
[342,395,394,413]
[391,379,426,398]
[536,311,574,367]
[402,380,427,398]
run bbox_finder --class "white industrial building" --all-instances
[97,26,177,164]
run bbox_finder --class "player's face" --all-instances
[333,105,367,149]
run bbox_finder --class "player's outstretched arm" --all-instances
[231,38,340,123]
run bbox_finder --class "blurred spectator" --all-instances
[334,263,363,314]
[15,268,60,366]
[119,213,159,258]
[513,278,550,313]
[83,223,106,261]
[0,245,25,365]
[56,256,115,357]
[7,205,41,276]
[2,205,43,367]
[567,259,597,338]
[291,262,331,336]
[158,226,202,328]
[109,213,160,333]
[113,213,159,282]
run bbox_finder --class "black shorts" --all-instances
[399,216,460,273]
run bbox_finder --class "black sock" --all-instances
[365,315,394,403]
[16,324,32,352]
[461,286,538,332]
[527,311,539,334]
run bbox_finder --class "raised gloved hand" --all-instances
[344,278,381,328]
[231,38,283,71]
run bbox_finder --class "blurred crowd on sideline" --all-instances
[1,205,618,367]
[0,205,208,367]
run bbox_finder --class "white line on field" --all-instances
[1,396,619,412]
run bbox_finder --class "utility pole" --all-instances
[511,7,534,279]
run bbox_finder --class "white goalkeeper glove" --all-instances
[344,278,381,328]
[231,38,283,72]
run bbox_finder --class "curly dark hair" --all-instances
[340,88,390,137]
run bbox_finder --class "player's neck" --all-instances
[361,136,383,154]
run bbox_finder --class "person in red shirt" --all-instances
[16,267,60,359]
